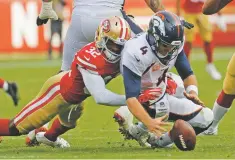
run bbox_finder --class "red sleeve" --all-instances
[73,43,106,75]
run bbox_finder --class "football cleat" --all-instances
[113,106,134,140]
[200,127,218,136]
[25,127,48,147]
[36,132,70,148]
[206,63,222,80]
[0,136,3,143]
[128,124,151,148]
[6,82,19,106]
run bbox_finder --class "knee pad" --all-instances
[188,107,214,129]
[59,103,84,128]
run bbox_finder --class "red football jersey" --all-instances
[60,42,120,104]
[183,0,204,13]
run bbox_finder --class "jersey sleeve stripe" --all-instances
[77,65,99,75]
[77,56,97,69]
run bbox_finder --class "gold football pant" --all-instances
[13,72,83,134]
[184,13,212,42]
[223,53,235,95]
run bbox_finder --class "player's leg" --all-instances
[204,53,235,135]
[198,13,221,80]
[183,13,197,59]
[0,78,19,106]
[61,7,123,71]
[0,72,68,137]
[36,103,84,148]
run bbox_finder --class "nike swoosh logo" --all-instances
[84,55,90,61]
[134,55,140,62]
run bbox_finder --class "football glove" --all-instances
[216,15,227,32]
[37,1,58,26]
[138,88,162,104]
[166,77,177,95]
[181,20,194,29]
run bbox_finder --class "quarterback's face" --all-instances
[157,43,176,57]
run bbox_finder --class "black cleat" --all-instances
[6,82,19,106]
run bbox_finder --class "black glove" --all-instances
[181,20,194,29]
[36,17,49,26]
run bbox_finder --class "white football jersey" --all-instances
[74,0,125,8]
[121,32,184,99]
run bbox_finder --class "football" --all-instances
[170,119,196,151]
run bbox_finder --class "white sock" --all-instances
[3,82,8,91]
[27,130,36,140]
[211,101,229,129]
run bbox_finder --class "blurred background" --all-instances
[0,0,235,56]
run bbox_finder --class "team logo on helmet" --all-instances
[152,16,166,37]
[102,19,111,33]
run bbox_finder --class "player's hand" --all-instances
[216,15,227,32]
[166,77,177,95]
[37,1,58,26]
[138,88,162,104]
[181,20,194,29]
[146,114,170,137]
[183,91,205,107]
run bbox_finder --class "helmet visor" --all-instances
[105,37,124,55]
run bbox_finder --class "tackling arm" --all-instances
[202,0,233,15]
[144,0,165,12]
[80,68,126,106]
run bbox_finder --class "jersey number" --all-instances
[85,47,101,58]
[140,46,148,55]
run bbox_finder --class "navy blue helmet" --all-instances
[147,11,184,66]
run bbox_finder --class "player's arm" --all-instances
[79,68,126,106]
[123,65,168,136]
[202,0,233,15]
[144,0,165,12]
[175,49,205,106]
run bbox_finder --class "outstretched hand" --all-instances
[146,114,171,137]
[183,91,205,107]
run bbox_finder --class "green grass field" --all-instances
[0,47,235,159]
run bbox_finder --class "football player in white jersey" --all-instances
[114,11,214,148]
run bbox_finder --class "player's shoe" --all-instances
[147,133,173,148]
[128,124,152,147]
[0,136,3,143]
[206,63,222,80]
[25,127,48,146]
[6,82,19,106]
[113,106,133,140]
[36,132,70,148]
[200,127,218,136]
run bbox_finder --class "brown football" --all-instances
[170,119,196,151]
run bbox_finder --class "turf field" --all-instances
[0,47,235,159]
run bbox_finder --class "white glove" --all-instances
[216,15,227,32]
[39,1,58,21]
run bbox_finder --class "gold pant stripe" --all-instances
[14,84,60,126]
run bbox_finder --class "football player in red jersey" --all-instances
[176,0,226,80]
[0,16,167,148]
[0,16,131,147]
